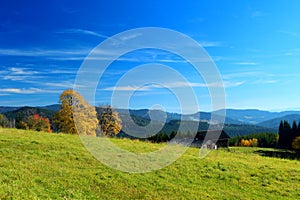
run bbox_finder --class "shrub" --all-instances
[26,114,51,132]
[292,136,300,151]
[0,114,8,128]
[240,138,258,147]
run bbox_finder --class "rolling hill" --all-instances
[4,106,56,121]
[0,128,299,199]
[258,114,300,128]
[0,106,19,114]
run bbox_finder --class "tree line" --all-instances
[229,120,300,151]
[278,120,300,150]
[229,132,278,148]
[0,89,122,137]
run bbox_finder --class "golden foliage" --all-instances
[240,138,258,147]
[97,105,122,137]
[53,89,98,136]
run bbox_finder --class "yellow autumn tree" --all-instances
[240,138,258,147]
[53,89,98,136]
[241,139,250,147]
[97,105,122,137]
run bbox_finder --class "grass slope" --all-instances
[0,128,299,199]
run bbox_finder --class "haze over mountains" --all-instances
[1,104,300,134]
[218,109,300,125]
[112,108,300,126]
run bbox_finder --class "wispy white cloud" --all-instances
[0,48,88,57]
[0,46,118,61]
[222,71,263,80]
[9,67,38,75]
[56,28,109,39]
[282,48,300,56]
[234,62,258,65]
[120,33,142,41]
[3,75,30,81]
[0,41,220,62]
[49,48,187,62]
[199,41,222,47]
[222,81,245,87]
[104,86,150,91]
[0,67,40,81]
[103,80,243,91]
[20,78,78,89]
[46,69,77,74]
[49,56,87,61]
[222,70,279,87]
[153,59,188,63]
[252,79,278,84]
[0,88,57,94]
[190,81,244,88]
[44,81,75,88]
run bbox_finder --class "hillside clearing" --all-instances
[0,128,299,199]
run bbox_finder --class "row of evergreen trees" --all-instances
[278,120,300,149]
[229,132,278,148]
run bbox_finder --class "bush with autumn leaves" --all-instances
[240,138,258,147]
[18,114,52,132]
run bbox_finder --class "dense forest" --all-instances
[278,120,300,149]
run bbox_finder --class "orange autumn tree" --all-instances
[26,114,51,132]
[53,89,98,136]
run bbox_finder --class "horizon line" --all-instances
[1,104,300,114]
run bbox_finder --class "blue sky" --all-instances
[0,0,300,113]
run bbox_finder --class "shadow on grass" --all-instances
[254,149,300,160]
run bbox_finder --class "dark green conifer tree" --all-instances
[291,121,298,149]
[278,121,284,148]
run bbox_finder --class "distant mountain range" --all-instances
[116,108,300,128]
[216,109,300,125]
[116,109,242,124]
[258,114,300,128]
[2,104,300,136]
[0,104,61,114]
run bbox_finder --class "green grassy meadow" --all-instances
[0,128,299,199]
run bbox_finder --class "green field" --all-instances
[0,128,299,199]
